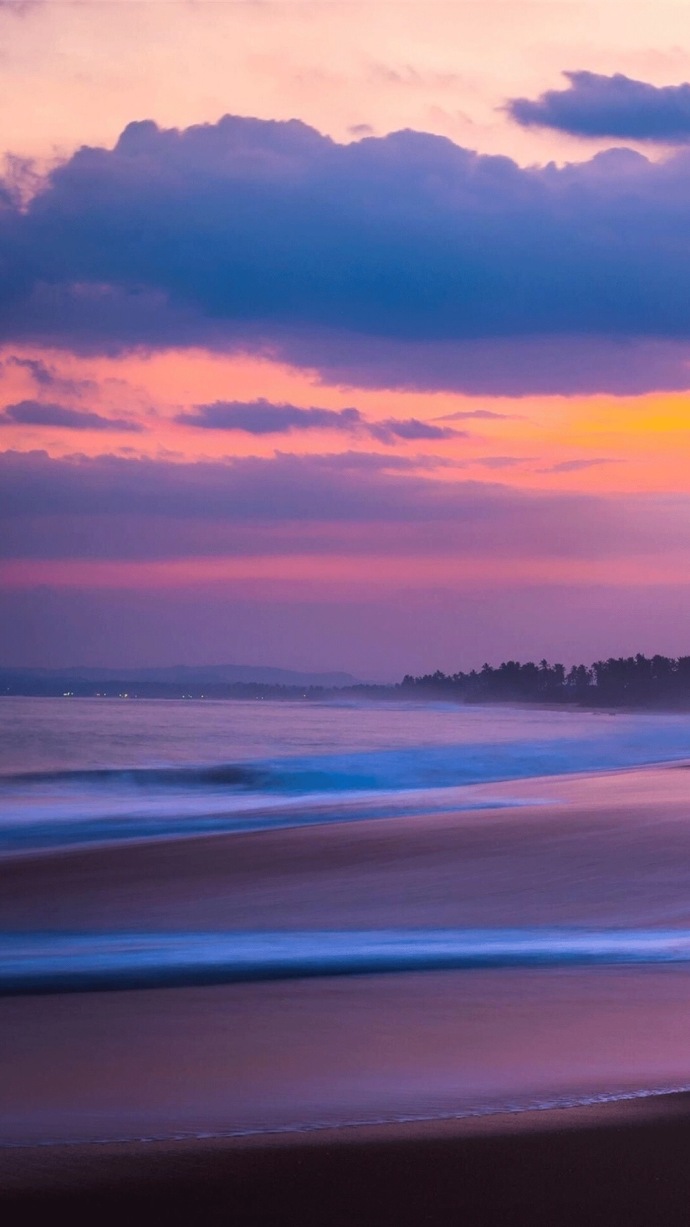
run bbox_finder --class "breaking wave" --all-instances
[2,702,690,851]
[6,928,690,995]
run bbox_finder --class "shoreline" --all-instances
[0,759,658,864]
[4,691,690,715]
[2,755,689,867]
[2,762,690,933]
[4,763,690,1221]
[4,1091,690,1224]
[3,1079,690,1154]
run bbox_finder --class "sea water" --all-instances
[3,695,690,1145]
[2,695,690,852]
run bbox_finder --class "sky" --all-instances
[2,0,690,679]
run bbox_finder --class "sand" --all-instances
[3,1094,690,1224]
[3,764,690,1222]
[3,763,690,932]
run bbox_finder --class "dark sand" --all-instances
[3,1095,690,1225]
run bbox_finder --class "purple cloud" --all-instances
[295,333,690,397]
[368,418,463,442]
[177,399,364,435]
[0,448,504,528]
[0,400,143,432]
[5,114,690,393]
[176,398,463,444]
[5,357,58,387]
[0,448,683,566]
[508,71,690,142]
[3,355,96,397]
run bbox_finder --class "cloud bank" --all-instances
[0,448,682,566]
[4,113,690,393]
[508,71,690,142]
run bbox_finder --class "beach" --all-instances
[3,1093,690,1225]
[3,701,690,1220]
[4,762,690,932]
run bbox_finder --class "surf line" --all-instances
[4,1083,690,1152]
[4,928,690,996]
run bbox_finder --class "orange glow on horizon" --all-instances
[1,345,690,498]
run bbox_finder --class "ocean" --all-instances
[3,695,690,852]
[3,695,690,1146]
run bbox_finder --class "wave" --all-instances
[4,1083,690,1151]
[5,763,267,790]
[5,723,690,799]
[5,928,690,995]
[2,714,690,852]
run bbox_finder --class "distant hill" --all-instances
[0,663,362,692]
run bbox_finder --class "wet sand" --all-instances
[3,1093,690,1225]
[4,967,690,1146]
[3,764,690,932]
[3,764,690,1222]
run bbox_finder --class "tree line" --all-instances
[6,654,690,708]
[399,654,690,707]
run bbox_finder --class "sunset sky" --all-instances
[3,0,690,678]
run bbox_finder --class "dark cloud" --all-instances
[6,113,690,393]
[0,400,143,432]
[177,399,364,435]
[508,71,690,142]
[297,333,690,397]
